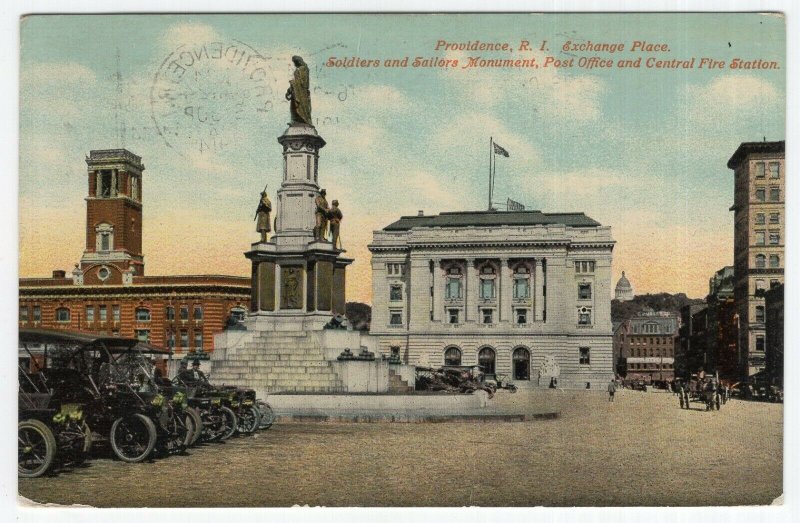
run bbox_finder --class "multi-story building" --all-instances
[727,140,785,379]
[617,310,678,383]
[764,283,784,386]
[676,268,738,381]
[368,210,615,389]
[19,149,250,361]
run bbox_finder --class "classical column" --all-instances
[465,258,477,322]
[534,258,545,321]
[432,258,443,322]
[500,258,512,323]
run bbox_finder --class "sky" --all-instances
[18,13,785,304]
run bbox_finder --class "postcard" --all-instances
[14,11,785,510]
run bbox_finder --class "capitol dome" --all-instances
[615,271,634,301]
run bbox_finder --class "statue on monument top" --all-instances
[286,55,312,126]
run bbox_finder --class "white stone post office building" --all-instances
[368,210,615,389]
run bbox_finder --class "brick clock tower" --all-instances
[75,149,145,285]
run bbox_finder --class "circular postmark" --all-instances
[150,40,279,158]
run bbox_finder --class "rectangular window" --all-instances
[513,278,529,299]
[86,306,95,323]
[194,331,204,350]
[180,306,189,320]
[578,283,592,300]
[445,279,462,299]
[136,308,151,322]
[770,187,780,201]
[578,309,592,325]
[180,330,189,348]
[769,162,780,179]
[479,279,495,299]
[56,308,70,322]
[166,331,175,349]
[755,306,765,323]
[755,188,765,202]
[135,329,150,343]
[389,311,403,325]
[755,231,765,245]
[194,305,203,320]
[755,162,765,178]
[516,309,528,324]
[755,213,765,225]
[19,306,28,322]
[33,306,41,322]
[769,233,780,245]
[482,309,493,324]
[755,336,765,352]
[166,306,175,320]
[448,309,460,324]
[574,261,596,273]
[579,347,591,365]
[769,255,779,268]
[769,213,780,224]
[112,304,120,322]
[99,305,107,322]
[390,285,403,301]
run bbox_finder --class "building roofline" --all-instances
[726,140,785,169]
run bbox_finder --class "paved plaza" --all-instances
[19,389,782,507]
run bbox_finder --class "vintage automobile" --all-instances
[19,329,196,466]
[18,341,93,478]
[170,369,239,442]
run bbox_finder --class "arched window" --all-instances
[755,254,766,269]
[135,307,151,322]
[478,347,496,375]
[512,347,530,380]
[444,346,462,366]
[55,307,70,322]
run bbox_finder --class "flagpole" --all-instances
[489,137,493,210]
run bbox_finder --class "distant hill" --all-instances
[611,293,705,323]
[345,302,371,331]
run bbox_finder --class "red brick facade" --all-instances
[19,148,251,354]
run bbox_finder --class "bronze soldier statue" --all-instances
[314,189,329,241]
[328,199,343,249]
[255,191,272,243]
[286,55,312,125]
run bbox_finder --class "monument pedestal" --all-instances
[211,122,357,394]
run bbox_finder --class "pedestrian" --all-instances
[607,379,616,402]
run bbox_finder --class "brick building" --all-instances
[764,283,783,386]
[728,140,784,379]
[616,310,678,383]
[18,149,250,356]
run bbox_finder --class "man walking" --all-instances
[608,379,617,402]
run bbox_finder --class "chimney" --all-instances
[417,210,424,216]
[52,270,66,279]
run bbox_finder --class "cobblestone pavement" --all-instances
[19,389,782,507]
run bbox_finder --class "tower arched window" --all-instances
[95,223,114,252]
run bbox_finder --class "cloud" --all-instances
[685,75,781,122]
[433,112,540,163]
[159,22,224,51]
[21,62,97,86]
